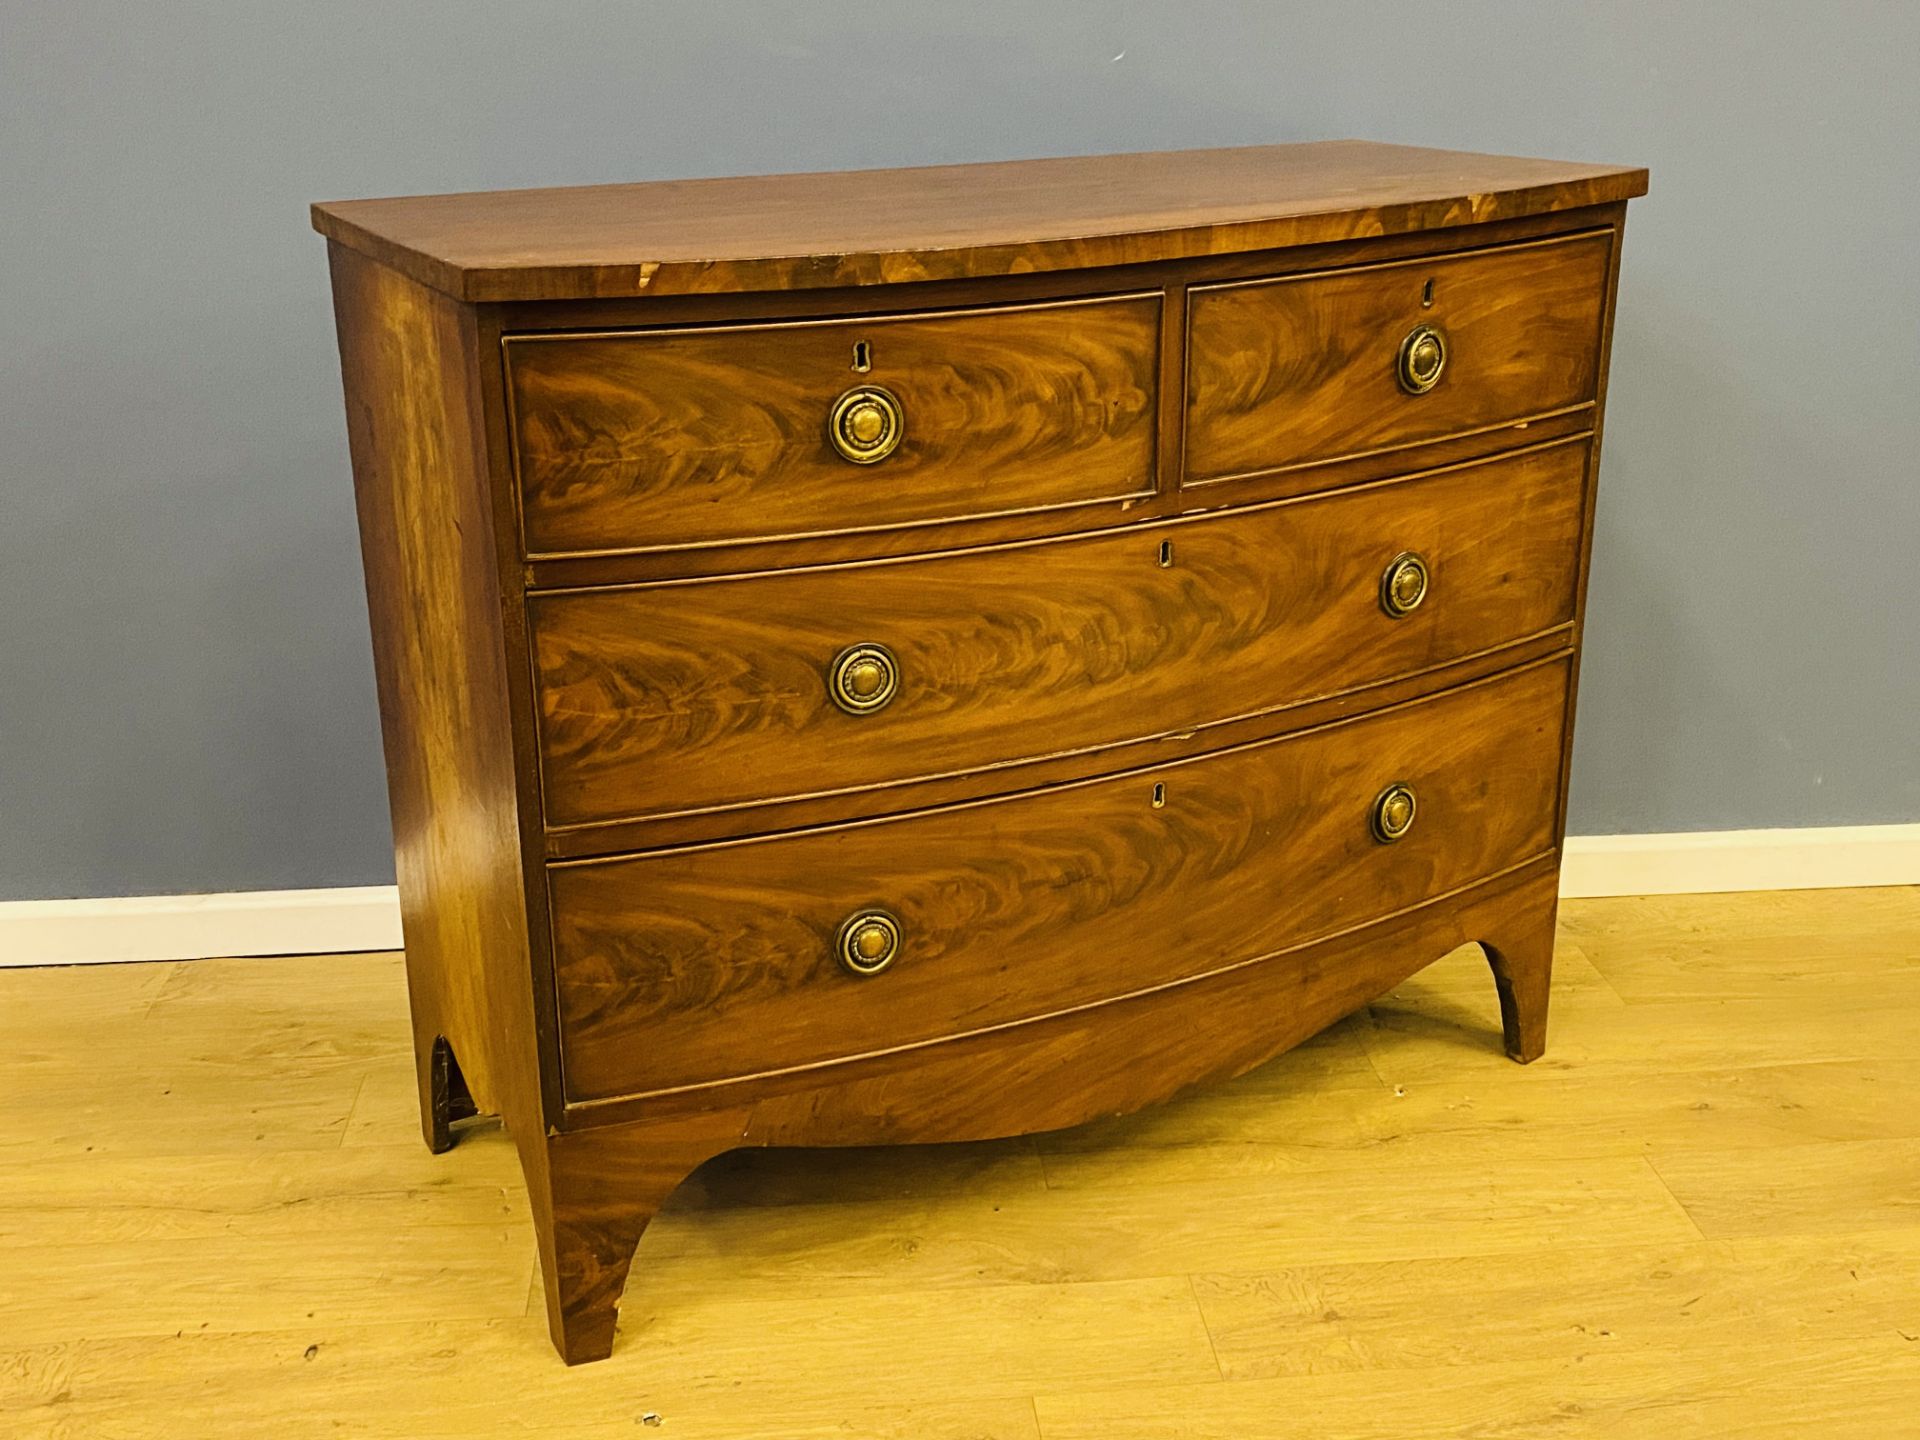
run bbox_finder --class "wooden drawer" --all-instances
[530,439,1586,831]
[551,658,1569,1101]
[506,294,1160,556]
[1185,231,1611,484]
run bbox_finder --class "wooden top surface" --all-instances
[312,140,1646,303]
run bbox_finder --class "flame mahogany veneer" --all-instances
[314,141,1644,1363]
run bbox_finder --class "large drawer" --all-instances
[1185,231,1611,484]
[506,293,1160,556]
[551,658,1569,1102]
[530,439,1587,831]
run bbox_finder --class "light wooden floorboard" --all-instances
[1,887,1916,1436]
[1032,1337,1920,1440]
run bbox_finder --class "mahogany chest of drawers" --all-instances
[314,141,1646,1363]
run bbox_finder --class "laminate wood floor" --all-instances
[4,887,1917,1437]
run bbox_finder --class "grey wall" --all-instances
[4,1,1916,901]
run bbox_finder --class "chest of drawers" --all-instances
[314,141,1645,1363]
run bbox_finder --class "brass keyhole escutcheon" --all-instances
[1370,783,1418,844]
[828,385,904,464]
[1379,551,1431,618]
[829,642,899,715]
[837,910,902,977]
[1397,323,1447,394]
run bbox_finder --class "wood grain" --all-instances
[1365,967,1920,1089]
[531,440,1587,831]
[1560,886,1920,1002]
[328,247,581,1361]
[520,856,1568,1354]
[316,146,1642,1365]
[311,139,1645,301]
[1035,1051,1920,1184]
[498,208,1615,594]
[1648,1137,1920,1240]
[508,294,1160,556]
[9,885,1916,1433]
[561,855,1562,1133]
[1032,1338,1920,1440]
[1186,230,1611,483]
[536,629,1575,859]
[327,246,545,1144]
[549,660,1569,1102]
[623,1152,1699,1303]
[1186,1231,1920,1379]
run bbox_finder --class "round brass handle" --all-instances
[829,642,899,715]
[1397,323,1448,394]
[1371,783,1418,844]
[828,385,904,464]
[1379,551,1431,618]
[837,909,902,977]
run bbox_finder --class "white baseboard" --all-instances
[1,825,1915,968]
[1558,823,1920,900]
[0,885,403,967]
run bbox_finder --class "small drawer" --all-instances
[506,294,1160,556]
[530,439,1587,831]
[1185,231,1611,484]
[550,658,1569,1102]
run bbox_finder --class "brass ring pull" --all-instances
[1371,783,1418,844]
[836,910,902,977]
[829,643,899,715]
[828,385,904,464]
[1397,323,1447,394]
[1379,551,1431,618]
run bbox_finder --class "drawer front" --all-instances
[552,659,1570,1101]
[507,294,1160,556]
[1185,232,1611,484]
[531,439,1586,830]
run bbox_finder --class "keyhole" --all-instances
[852,340,872,373]
[1158,539,1174,568]
[1421,278,1435,308]
[1151,782,1167,808]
